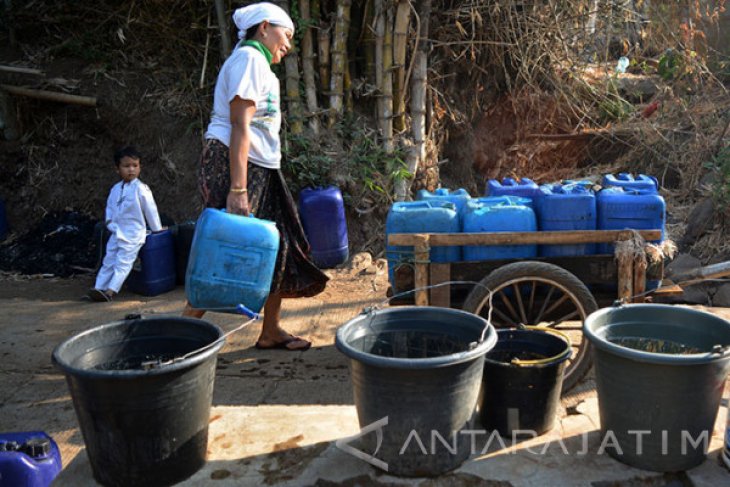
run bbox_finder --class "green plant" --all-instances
[344,127,410,205]
[284,133,335,191]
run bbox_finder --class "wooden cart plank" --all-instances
[389,229,662,247]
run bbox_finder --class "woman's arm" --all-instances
[228,96,257,216]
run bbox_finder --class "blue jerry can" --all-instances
[462,197,537,260]
[185,208,280,313]
[0,431,62,487]
[536,183,597,257]
[126,229,177,296]
[385,201,460,292]
[299,186,349,269]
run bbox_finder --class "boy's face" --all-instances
[117,156,141,182]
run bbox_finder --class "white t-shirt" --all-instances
[205,45,282,169]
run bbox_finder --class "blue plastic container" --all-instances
[385,201,460,290]
[462,198,537,260]
[602,173,658,193]
[536,183,597,256]
[186,208,280,313]
[416,187,472,214]
[299,186,349,269]
[485,177,542,203]
[0,431,61,487]
[0,198,8,241]
[597,188,665,254]
[126,229,177,296]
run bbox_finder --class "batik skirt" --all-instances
[198,138,328,298]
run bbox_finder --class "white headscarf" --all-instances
[233,2,295,40]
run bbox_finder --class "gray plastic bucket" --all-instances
[336,306,496,477]
[584,304,730,472]
[52,316,224,486]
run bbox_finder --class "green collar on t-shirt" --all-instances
[240,40,273,66]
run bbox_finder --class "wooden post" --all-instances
[413,234,430,306]
[429,263,450,308]
[633,253,647,303]
[617,231,634,302]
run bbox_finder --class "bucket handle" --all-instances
[139,304,260,370]
[362,281,497,347]
[509,325,572,366]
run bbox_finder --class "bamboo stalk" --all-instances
[397,0,430,201]
[214,0,230,58]
[299,0,320,134]
[199,11,211,89]
[362,0,376,84]
[392,0,410,132]
[374,0,385,137]
[285,54,304,134]
[328,0,351,126]
[0,84,97,107]
[276,1,304,134]
[318,25,331,94]
[382,2,394,152]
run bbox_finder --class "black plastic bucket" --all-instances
[336,306,496,477]
[52,316,224,486]
[584,304,730,472]
[479,327,571,437]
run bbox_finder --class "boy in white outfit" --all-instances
[88,146,163,302]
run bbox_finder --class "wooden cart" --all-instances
[387,229,681,392]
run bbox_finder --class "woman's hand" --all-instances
[227,191,250,216]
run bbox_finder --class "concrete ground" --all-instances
[1,264,729,486]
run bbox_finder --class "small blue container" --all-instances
[597,188,665,291]
[602,173,658,193]
[186,208,280,313]
[597,188,665,254]
[0,198,8,241]
[0,431,62,487]
[536,183,597,256]
[126,229,177,296]
[416,188,472,214]
[462,198,537,260]
[299,186,349,269]
[385,201,460,290]
[485,177,542,203]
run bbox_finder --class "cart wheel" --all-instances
[462,261,598,393]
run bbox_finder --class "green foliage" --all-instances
[658,49,682,80]
[705,146,730,210]
[597,79,634,123]
[285,134,336,190]
[284,116,411,207]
